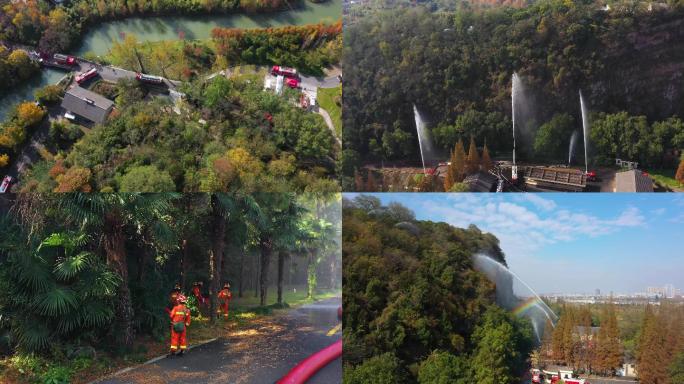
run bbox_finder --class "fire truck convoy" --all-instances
[532,369,590,384]
[75,68,98,84]
[271,65,299,80]
[53,53,76,66]
[136,73,165,85]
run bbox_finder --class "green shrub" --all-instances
[343,353,405,384]
[417,351,470,384]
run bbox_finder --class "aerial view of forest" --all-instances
[0,0,342,193]
[343,0,684,192]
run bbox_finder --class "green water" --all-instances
[76,0,341,56]
[0,0,341,120]
[0,69,66,122]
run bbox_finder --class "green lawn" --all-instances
[317,85,342,137]
[649,169,684,191]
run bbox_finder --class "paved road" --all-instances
[96,297,342,384]
[316,107,341,146]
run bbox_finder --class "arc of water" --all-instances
[414,104,427,173]
[475,254,558,322]
[568,130,578,166]
[579,91,589,174]
[512,74,517,165]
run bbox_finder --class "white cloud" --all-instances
[421,196,645,258]
[610,206,645,227]
[518,194,557,211]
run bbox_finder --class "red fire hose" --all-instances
[276,338,342,384]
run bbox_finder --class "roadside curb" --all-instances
[87,337,219,384]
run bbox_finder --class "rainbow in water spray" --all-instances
[512,297,553,320]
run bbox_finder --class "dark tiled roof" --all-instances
[61,86,114,124]
[463,171,498,192]
[615,170,653,192]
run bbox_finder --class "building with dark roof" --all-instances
[463,171,498,192]
[524,166,586,192]
[614,169,653,192]
[61,86,114,124]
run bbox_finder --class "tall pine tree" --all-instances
[466,136,480,175]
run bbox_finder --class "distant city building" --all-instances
[646,284,678,298]
[595,288,601,296]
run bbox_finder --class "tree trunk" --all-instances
[210,194,226,324]
[277,250,286,305]
[238,251,244,298]
[259,240,272,306]
[307,249,317,299]
[254,250,259,298]
[330,253,335,289]
[181,239,188,290]
[103,213,134,348]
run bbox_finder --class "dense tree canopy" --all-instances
[343,0,684,183]
[342,195,531,384]
[18,75,338,193]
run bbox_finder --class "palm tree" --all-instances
[207,193,263,323]
[254,193,303,306]
[53,193,177,348]
[1,223,119,352]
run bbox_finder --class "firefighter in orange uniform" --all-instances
[192,282,207,306]
[168,294,191,357]
[217,283,232,319]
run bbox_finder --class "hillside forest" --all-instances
[342,0,684,188]
[342,195,534,384]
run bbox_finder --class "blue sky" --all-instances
[345,193,684,294]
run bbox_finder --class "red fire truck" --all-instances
[285,77,300,89]
[0,176,13,193]
[271,65,299,79]
[53,53,76,66]
[532,369,590,384]
[136,73,164,85]
[76,68,98,84]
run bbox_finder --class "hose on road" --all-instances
[275,338,342,384]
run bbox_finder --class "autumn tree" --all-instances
[466,136,480,175]
[53,166,93,192]
[0,154,9,171]
[637,305,670,383]
[15,102,45,127]
[594,304,622,375]
[452,139,467,182]
[481,143,493,172]
[676,155,684,185]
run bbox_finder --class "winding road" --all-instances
[94,297,342,384]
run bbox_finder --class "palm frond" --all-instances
[54,252,93,281]
[33,287,77,317]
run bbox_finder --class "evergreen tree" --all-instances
[481,143,493,172]
[466,136,480,175]
[453,139,467,182]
